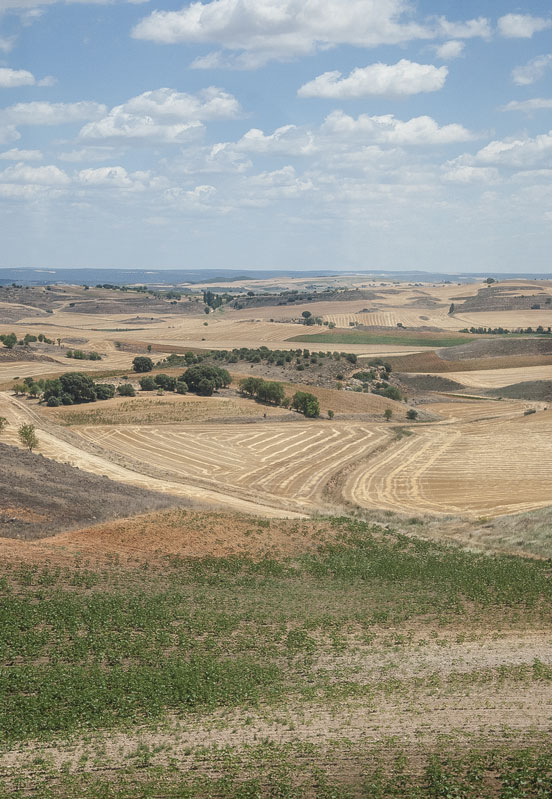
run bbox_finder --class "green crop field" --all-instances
[2,515,552,797]
[287,331,479,348]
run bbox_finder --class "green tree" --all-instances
[182,364,230,393]
[328,410,334,419]
[18,423,38,451]
[154,374,177,391]
[95,384,115,400]
[0,417,7,434]
[406,409,418,420]
[0,332,17,349]
[292,391,320,418]
[132,356,154,373]
[139,376,156,391]
[117,383,136,397]
[384,409,393,422]
[59,373,97,404]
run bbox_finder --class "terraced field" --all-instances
[346,403,552,517]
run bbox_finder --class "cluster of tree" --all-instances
[66,349,102,360]
[1,332,56,349]
[301,311,324,326]
[239,377,285,406]
[291,391,320,418]
[180,364,231,396]
[459,326,552,335]
[158,352,202,368]
[202,290,233,311]
[210,346,357,366]
[140,374,188,394]
[13,372,118,406]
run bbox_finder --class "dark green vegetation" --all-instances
[65,349,101,361]
[239,377,286,406]
[287,331,477,347]
[2,515,552,796]
[159,346,358,369]
[42,373,114,405]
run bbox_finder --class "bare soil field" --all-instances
[0,441,179,540]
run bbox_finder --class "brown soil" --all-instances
[0,441,180,540]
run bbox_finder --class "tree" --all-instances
[59,373,97,404]
[197,378,214,396]
[328,410,334,419]
[154,374,177,391]
[18,423,38,451]
[182,364,230,393]
[95,384,115,400]
[448,303,455,315]
[132,356,154,373]
[384,409,393,422]
[117,383,136,397]
[0,417,7,434]
[175,381,188,394]
[0,333,17,349]
[406,409,418,421]
[139,376,156,391]
[292,391,320,418]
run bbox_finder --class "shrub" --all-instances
[198,378,215,396]
[139,376,156,391]
[61,394,73,406]
[47,396,61,407]
[406,409,418,420]
[95,384,115,400]
[132,356,154,373]
[118,383,136,397]
[175,381,188,394]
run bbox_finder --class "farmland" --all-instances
[2,275,552,796]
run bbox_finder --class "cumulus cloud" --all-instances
[0,68,35,88]
[512,54,552,86]
[502,98,552,113]
[77,166,142,188]
[434,40,464,60]
[0,161,69,185]
[234,125,316,156]
[0,148,42,160]
[298,60,447,99]
[468,131,552,169]
[498,14,551,38]
[79,87,240,144]
[443,165,499,184]
[0,101,107,126]
[132,0,489,67]
[321,111,474,145]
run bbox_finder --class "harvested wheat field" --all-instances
[427,364,552,389]
[346,403,552,517]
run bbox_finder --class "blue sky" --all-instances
[0,0,551,272]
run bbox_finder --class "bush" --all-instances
[61,394,73,406]
[132,356,154,373]
[406,409,418,420]
[139,376,156,391]
[95,384,115,400]
[47,396,61,407]
[154,374,177,392]
[118,384,136,397]
[175,381,188,394]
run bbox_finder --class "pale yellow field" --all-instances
[425,365,552,389]
[346,403,552,517]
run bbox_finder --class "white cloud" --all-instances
[133,0,488,66]
[0,101,107,126]
[77,166,141,188]
[0,68,35,88]
[470,131,552,169]
[502,98,552,113]
[443,165,499,184]
[235,125,316,156]
[0,161,69,185]
[0,148,42,160]
[298,59,447,99]
[0,125,20,145]
[498,14,551,38]
[79,87,240,144]
[434,40,464,60]
[321,111,474,145]
[58,146,119,162]
[512,54,552,86]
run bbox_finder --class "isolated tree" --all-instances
[0,417,7,434]
[328,410,334,419]
[448,303,455,315]
[406,409,418,421]
[132,356,154,373]
[384,409,393,422]
[292,391,320,418]
[18,423,38,451]
[182,364,230,393]
[0,333,17,349]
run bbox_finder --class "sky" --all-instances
[0,0,551,273]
